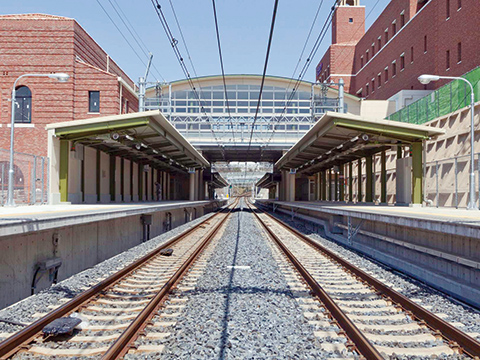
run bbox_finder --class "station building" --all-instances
[0,13,139,197]
[316,0,480,107]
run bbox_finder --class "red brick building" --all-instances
[316,0,480,100]
[0,14,138,157]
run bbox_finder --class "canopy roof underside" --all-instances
[46,111,210,173]
[275,112,445,176]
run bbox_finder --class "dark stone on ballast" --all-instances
[160,248,174,256]
[42,317,81,337]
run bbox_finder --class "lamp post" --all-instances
[418,74,477,210]
[6,73,70,207]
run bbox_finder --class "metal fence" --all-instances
[0,149,49,206]
[388,67,480,125]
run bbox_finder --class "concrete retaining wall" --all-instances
[257,200,480,308]
[0,200,225,309]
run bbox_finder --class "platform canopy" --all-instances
[47,110,210,172]
[211,172,229,188]
[256,172,281,189]
[275,112,444,175]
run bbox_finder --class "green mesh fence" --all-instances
[387,67,480,124]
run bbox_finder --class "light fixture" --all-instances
[418,74,440,85]
[125,135,134,141]
[350,136,359,142]
[336,144,343,149]
[361,134,369,141]
[152,149,159,154]
[48,73,70,82]
[111,132,120,140]
[135,143,142,150]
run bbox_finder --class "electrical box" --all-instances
[141,214,153,225]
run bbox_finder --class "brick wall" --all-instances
[0,14,138,157]
[316,0,480,100]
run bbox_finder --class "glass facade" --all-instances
[145,78,346,147]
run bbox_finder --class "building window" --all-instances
[400,12,405,27]
[349,17,354,23]
[392,21,396,35]
[385,29,389,43]
[372,79,375,92]
[378,37,382,50]
[457,42,462,63]
[392,61,397,77]
[446,50,450,69]
[366,84,369,96]
[360,56,364,68]
[400,54,405,70]
[384,67,389,82]
[446,0,450,19]
[424,35,427,53]
[378,74,381,88]
[89,91,100,113]
[372,43,375,56]
[14,86,32,123]
[458,0,461,10]
[366,50,369,62]
[410,46,414,63]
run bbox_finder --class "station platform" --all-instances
[255,199,480,308]
[0,199,227,309]
[0,200,225,237]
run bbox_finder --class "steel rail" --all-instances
[0,201,235,359]
[102,198,239,359]
[247,201,383,359]
[251,200,480,358]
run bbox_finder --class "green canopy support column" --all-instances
[381,150,387,204]
[365,155,373,203]
[109,155,115,202]
[357,159,362,202]
[138,164,144,201]
[59,140,69,203]
[339,164,344,201]
[321,171,326,201]
[334,170,339,201]
[412,142,423,205]
[348,162,353,202]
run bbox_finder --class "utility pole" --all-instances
[138,53,153,112]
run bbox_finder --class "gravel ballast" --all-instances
[156,200,330,359]
[0,210,217,335]
[261,203,480,339]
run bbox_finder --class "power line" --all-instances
[150,0,227,160]
[260,1,336,159]
[211,0,236,145]
[96,0,152,74]
[246,0,280,151]
[109,0,166,82]
[243,0,280,182]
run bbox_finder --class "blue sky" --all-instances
[3,0,387,84]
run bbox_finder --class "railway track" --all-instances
[247,199,480,359]
[0,198,239,359]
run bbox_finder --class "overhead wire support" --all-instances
[211,0,236,146]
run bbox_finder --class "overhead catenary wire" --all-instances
[211,0,236,146]
[260,1,336,160]
[150,0,227,160]
[96,0,155,78]
[243,0,280,182]
[109,0,166,82]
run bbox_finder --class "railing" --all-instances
[388,67,480,124]
[0,149,49,206]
